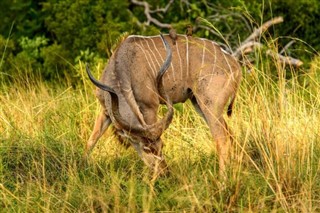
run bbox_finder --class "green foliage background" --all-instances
[1,1,320,211]
[0,0,319,82]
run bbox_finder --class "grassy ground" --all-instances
[0,59,319,212]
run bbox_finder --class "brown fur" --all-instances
[85,34,242,176]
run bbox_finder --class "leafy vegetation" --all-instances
[0,0,320,212]
[1,0,320,82]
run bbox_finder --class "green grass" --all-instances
[0,59,320,212]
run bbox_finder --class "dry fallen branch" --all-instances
[232,16,303,67]
[233,16,284,58]
[279,40,296,55]
[266,50,303,67]
[243,17,284,44]
[232,41,262,58]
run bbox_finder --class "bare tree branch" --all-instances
[180,0,190,7]
[131,0,172,28]
[232,41,263,58]
[150,0,174,13]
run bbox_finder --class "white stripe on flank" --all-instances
[176,41,183,80]
[197,39,206,80]
[201,39,206,68]
[135,40,155,77]
[169,46,176,82]
[209,41,218,83]
[212,42,217,69]
[144,38,161,69]
[150,37,173,83]
[222,51,233,87]
[222,52,232,75]
[140,39,157,77]
[185,35,189,77]
[150,38,163,66]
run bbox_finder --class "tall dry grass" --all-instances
[0,55,319,212]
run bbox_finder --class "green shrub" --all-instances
[41,42,71,79]
[1,0,320,83]
[0,35,15,81]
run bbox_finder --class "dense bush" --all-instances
[0,0,319,83]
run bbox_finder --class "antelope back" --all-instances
[119,35,241,103]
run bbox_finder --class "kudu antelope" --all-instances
[85,33,242,176]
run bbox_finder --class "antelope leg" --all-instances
[191,96,208,124]
[192,83,233,177]
[84,110,112,158]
